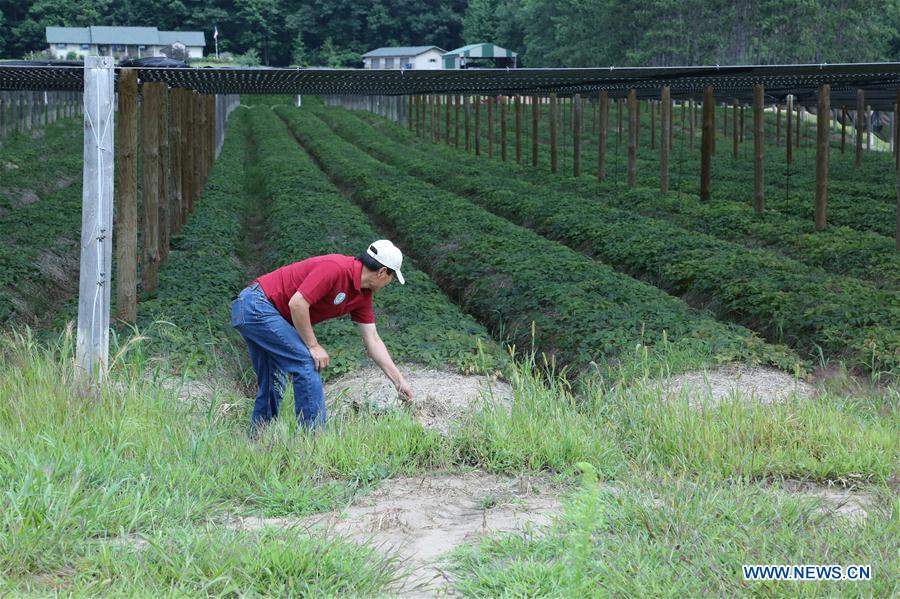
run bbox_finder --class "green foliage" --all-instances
[243,106,504,378]
[471,0,893,67]
[320,105,900,377]
[276,105,800,381]
[233,48,261,66]
[290,31,308,67]
[0,117,84,325]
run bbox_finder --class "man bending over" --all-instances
[231,240,412,433]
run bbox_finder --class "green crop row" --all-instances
[243,106,503,378]
[0,177,83,326]
[0,117,83,217]
[352,108,900,289]
[275,105,800,380]
[314,106,900,377]
[409,98,897,237]
[136,108,252,369]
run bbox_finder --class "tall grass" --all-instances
[449,473,898,597]
[0,328,895,594]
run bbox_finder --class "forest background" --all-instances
[2,0,900,68]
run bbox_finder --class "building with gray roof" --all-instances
[361,46,445,70]
[46,26,206,61]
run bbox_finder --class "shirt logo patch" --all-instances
[333,292,347,305]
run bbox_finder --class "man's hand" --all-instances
[397,377,413,403]
[308,344,330,371]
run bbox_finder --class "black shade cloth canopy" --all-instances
[4,62,900,109]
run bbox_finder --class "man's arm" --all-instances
[288,291,329,371]
[357,323,412,401]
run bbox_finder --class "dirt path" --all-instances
[226,472,563,596]
[325,364,513,434]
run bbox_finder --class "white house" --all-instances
[46,26,206,60]
[361,46,445,70]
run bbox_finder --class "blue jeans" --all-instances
[231,283,326,430]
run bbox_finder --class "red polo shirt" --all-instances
[256,254,375,325]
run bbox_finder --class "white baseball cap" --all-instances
[366,240,405,284]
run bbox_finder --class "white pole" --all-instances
[76,56,116,382]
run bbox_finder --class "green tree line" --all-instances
[464,0,900,66]
[3,0,900,66]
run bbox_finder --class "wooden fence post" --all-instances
[464,96,470,151]
[599,91,608,180]
[76,56,116,380]
[498,97,506,160]
[208,94,216,177]
[635,98,641,150]
[754,84,765,214]
[170,89,183,232]
[434,95,440,143]
[797,103,802,149]
[627,89,637,186]
[787,94,794,164]
[723,100,727,138]
[141,82,164,294]
[487,98,494,158]
[776,104,781,145]
[475,97,481,156]
[700,86,714,201]
[840,105,847,154]
[550,94,558,173]
[158,86,172,265]
[669,96,674,150]
[573,93,581,176]
[651,99,656,150]
[515,96,522,163]
[186,91,197,216]
[416,96,421,136]
[732,98,739,159]
[26,90,33,130]
[740,103,745,142]
[856,90,864,166]
[408,96,413,130]
[115,69,138,325]
[617,98,623,143]
[660,87,670,192]
[445,95,451,144]
[689,99,695,150]
[454,95,460,147]
[194,92,205,207]
[866,104,872,150]
[532,96,539,167]
[815,85,830,230]
[181,90,193,223]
